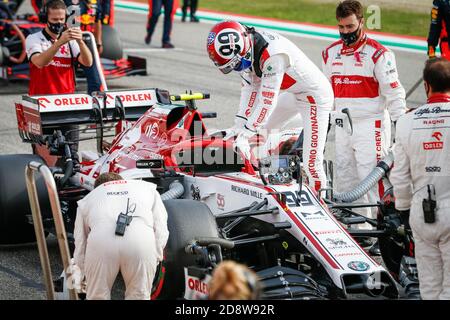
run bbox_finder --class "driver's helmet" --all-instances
[207,20,253,74]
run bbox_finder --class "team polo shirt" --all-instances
[25,29,80,95]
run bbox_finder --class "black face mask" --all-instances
[340,24,362,46]
[47,22,65,35]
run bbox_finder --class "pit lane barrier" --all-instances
[25,161,78,300]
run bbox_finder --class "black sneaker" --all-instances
[369,240,381,256]
[190,15,200,22]
[182,12,187,22]
[162,42,175,49]
[144,34,151,45]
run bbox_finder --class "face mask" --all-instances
[48,22,65,35]
[340,22,362,46]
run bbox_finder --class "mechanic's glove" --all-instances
[428,45,436,59]
[67,259,84,292]
[233,128,254,160]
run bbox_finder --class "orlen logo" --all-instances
[423,131,444,150]
[187,277,209,295]
[37,97,51,108]
[107,93,153,105]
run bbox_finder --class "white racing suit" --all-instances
[390,95,450,300]
[74,180,169,300]
[322,35,406,220]
[236,30,334,191]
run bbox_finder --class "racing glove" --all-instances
[223,115,247,140]
[398,209,411,231]
[233,127,254,160]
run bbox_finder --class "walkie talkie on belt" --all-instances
[422,184,436,224]
[115,198,136,236]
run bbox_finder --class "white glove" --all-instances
[233,128,254,160]
[223,115,248,140]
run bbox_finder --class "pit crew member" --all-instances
[145,0,177,48]
[73,172,169,300]
[207,20,334,191]
[322,0,406,221]
[390,58,450,300]
[427,0,450,60]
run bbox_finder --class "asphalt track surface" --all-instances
[0,4,427,300]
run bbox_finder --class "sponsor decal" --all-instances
[262,91,275,99]
[49,60,72,68]
[107,191,129,196]
[184,268,211,300]
[263,99,273,106]
[423,131,444,150]
[191,184,201,201]
[256,108,268,124]
[315,230,342,235]
[217,194,225,210]
[354,63,363,67]
[390,81,400,89]
[104,180,127,186]
[207,32,216,45]
[231,185,263,199]
[145,123,159,140]
[415,106,450,116]
[267,65,273,71]
[59,46,68,55]
[423,119,445,125]
[263,72,276,78]
[245,92,257,117]
[425,166,441,173]
[326,238,347,246]
[334,77,363,85]
[332,62,343,66]
[347,261,370,272]
[300,210,327,220]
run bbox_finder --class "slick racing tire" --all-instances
[101,25,123,60]
[0,154,50,244]
[152,200,219,300]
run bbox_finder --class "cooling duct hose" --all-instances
[334,150,394,203]
[160,180,185,201]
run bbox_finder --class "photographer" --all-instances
[73,173,169,300]
[390,58,450,300]
[26,0,92,95]
[26,0,93,166]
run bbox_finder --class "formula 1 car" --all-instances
[0,88,419,299]
[0,0,146,83]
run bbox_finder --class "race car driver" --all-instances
[322,0,406,222]
[390,58,450,300]
[26,0,93,166]
[73,173,169,300]
[207,21,334,191]
[427,0,450,60]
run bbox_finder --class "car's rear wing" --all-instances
[15,88,171,141]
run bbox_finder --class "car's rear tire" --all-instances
[101,25,123,60]
[0,154,50,244]
[152,199,219,300]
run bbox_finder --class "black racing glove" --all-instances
[398,209,411,230]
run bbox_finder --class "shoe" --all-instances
[144,33,151,45]
[356,237,373,248]
[190,15,200,22]
[162,42,175,49]
[369,240,381,256]
[182,11,187,22]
